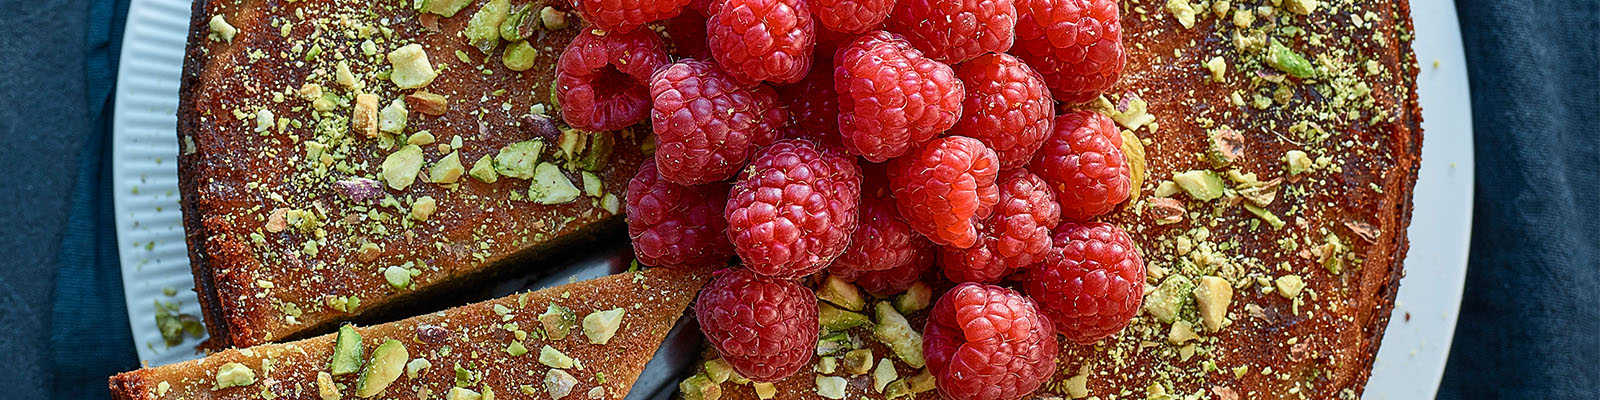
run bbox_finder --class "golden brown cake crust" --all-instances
[110,266,710,400]
[175,0,640,348]
[702,0,1422,398]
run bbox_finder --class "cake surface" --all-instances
[693,0,1422,398]
[109,266,710,400]
[176,0,639,348]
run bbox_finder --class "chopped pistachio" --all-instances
[355,339,408,397]
[894,282,933,315]
[816,332,851,356]
[820,302,869,332]
[503,41,537,72]
[214,362,255,389]
[381,145,425,190]
[818,275,866,311]
[1122,129,1147,203]
[505,340,529,357]
[538,345,575,368]
[467,155,499,183]
[1207,127,1245,166]
[600,193,620,214]
[582,307,626,344]
[539,304,577,340]
[529,163,581,204]
[815,376,847,399]
[430,151,465,184]
[1266,40,1316,79]
[545,369,578,400]
[704,358,735,384]
[465,0,510,52]
[1244,203,1286,229]
[1285,150,1313,175]
[1206,56,1228,82]
[500,5,531,41]
[872,301,925,368]
[378,99,407,134]
[424,0,473,17]
[410,196,438,221]
[539,7,569,30]
[752,382,776,399]
[383,266,413,289]
[580,171,602,197]
[208,15,237,42]
[387,44,438,89]
[1144,275,1193,324]
[843,349,875,375]
[336,61,360,89]
[446,387,482,400]
[817,356,838,374]
[405,91,449,116]
[1109,95,1156,131]
[405,358,433,379]
[330,325,364,376]
[1193,276,1234,332]
[1275,275,1306,299]
[679,374,721,400]
[1173,170,1226,201]
[316,371,341,400]
[1168,320,1200,344]
[493,140,544,179]
[872,358,898,392]
[905,369,935,393]
[1166,0,1197,29]
[1283,0,1319,15]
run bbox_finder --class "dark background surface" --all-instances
[0,0,1594,398]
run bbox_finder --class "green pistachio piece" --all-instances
[818,275,866,311]
[330,325,364,376]
[1266,39,1316,79]
[355,340,408,397]
[539,345,575,368]
[538,304,577,340]
[503,41,537,72]
[872,358,898,392]
[894,281,933,315]
[381,144,425,190]
[423,0,472,17]
[1122,129,1147,203]
[843,349,874,375]
[529,163,581,205]
[464,0,510,53]
[208,15,237,43]
[582,307,626,344]
[1173,170,1226,201]
[1285,150,1312,175]
[872,302,925,368]
[752,382,776,399]
[545,370,578,399]
[493,140,544,179]
[500,5,530,41]
[470,155,499,183]
[383,266,412,289]
[430,151,465,184]
[816,331,850,356]
[819,302,869,332]
[816,376,847,399]
[1144,275,1194,324]
[1193,276,1234,332]
[214,362,255,389]
[678,374,721,400]
[387,44,438,89]
[378,98,407,134]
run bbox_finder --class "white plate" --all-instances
[113,0,1477,395]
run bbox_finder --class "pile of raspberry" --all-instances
[558,0,1147,397]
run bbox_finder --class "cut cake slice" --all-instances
[110,266,709,400]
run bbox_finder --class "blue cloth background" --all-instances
[0,0,1591,398]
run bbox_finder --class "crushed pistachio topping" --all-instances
[207,15,237,42]
[213,362,255,390]
[582,307,626,344]
[386,44,438,89]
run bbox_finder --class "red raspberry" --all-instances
[813,0,894,34]
[887,136,1000,248]
[556,28,669,131]
[572,0,688,33]
[834,31,965,162]
[726,139,862,278]
[708,0,816,84]
[938,169,1060,283]
[696,268,819,381]
[777,65,843,148]
[886,0,1017,63]
[951,53,1054,170]
[1013,0,1126,103]
[830,168,936,294]
[650,59,786,185]
[924,283,1058,400]
[663,9,712,59]
[1029,111,1128,221]
[626,160,735,268]
[1025,221,1145,344]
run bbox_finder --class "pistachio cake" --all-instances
[686,0,1423,398]
[109,266,710,400]
[175,0,646,348]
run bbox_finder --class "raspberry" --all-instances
[726,139,862,278]
[572,0,688,33]
[555,28,669,131]
[626,160,736,268]
[1012,0,1126,103]
[938,169,1060,283]
[696,268,819,381]
[663,9,712,59]
[834,31,964,162]
[924,283,1058,400]
[886,0,1017,63]
[831,169,936,294]
[650,59,786,185]
[1025,221,1145,344]
[951,53,1054,170]
[708,0,816,84]
[777,65,843,148]
[1029,111,1129,221]
[887,136,1000,248]
[813,0,894,34]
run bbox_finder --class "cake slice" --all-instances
[176,0,644,348]
[687,0,1423,398]
[109,266,709,400]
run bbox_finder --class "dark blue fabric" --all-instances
[1436,0,1600,398]
[0,0,1592,398]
